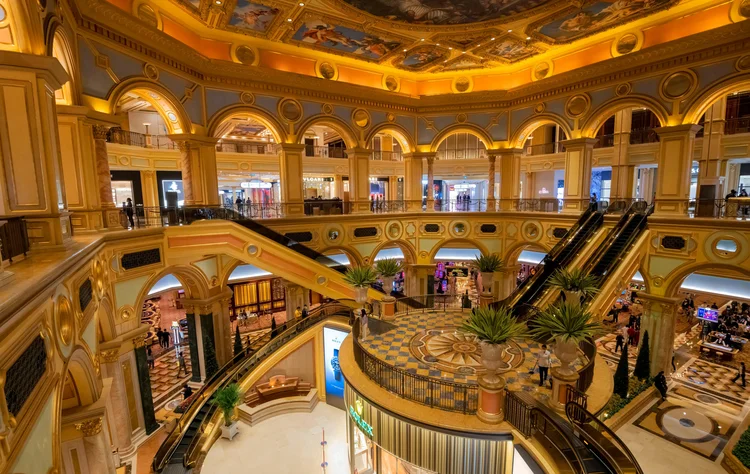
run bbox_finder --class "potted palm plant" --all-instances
[473,253,503,294]
[548,268,599,307]
[213,383,242,440]
[343,266,378,303]
[530,302,602,375]
[460,306,527,384]
[374,258,402,299]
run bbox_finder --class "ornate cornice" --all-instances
[72,0,750,116]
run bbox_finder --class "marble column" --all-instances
[610,109,634,200]
[184,308,202,382]
[176,140,195,206]
[347,147,372,214]
[653,125,702,216]
[697,98,727,202]
[75,417,116,474]
[560,138,597,213]
[132,337,158,434]
[278,143,306,216]
[425,155,436,211]
[99,348,134,458]
[498,149,523,211]
[403,152,426,211]
[487,155,497,211]
[639,293,679,376]
[92,125,122,228]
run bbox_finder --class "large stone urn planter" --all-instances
[354,287,369,304]
[381,276,395,300]
[563,290,582,307]
[480,271,494,294]
[554,338,579,376]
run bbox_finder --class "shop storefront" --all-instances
[304,176,335,199]
[343,382,513,474]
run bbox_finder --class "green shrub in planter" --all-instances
[733,427,750,468]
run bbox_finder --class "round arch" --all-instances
[108,79,191,134]
[296,114,359,149]
[429,124,495,152]
[46,23,79,105]
[663,262,750,298]
[682,73,750,125]
[61,347,101,408]
[581,95,670,138]
[207,104,287,144]
[133,265,211,317]
[368,240,418,266]
[502,241,551,267]
[321,246,364,267]
[428,238,490,263]
[97,295,116,343]
[365,123,415,153]
[509,114,573,149]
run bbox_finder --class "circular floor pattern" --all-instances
[660,407,716,442]
[694,393,720,405]
[409,327,524,375]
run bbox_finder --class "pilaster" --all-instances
[639,293,680,376]
[347,147,372,214]
[169,134,221,207]
[495,149,522,211]
[610,109,634,200]
[560,138,596,213]
[697,97,727,202]
[403,152,427,211]
[653,125,702,216]
[278,143,306,216]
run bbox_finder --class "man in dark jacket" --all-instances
[654,371,668,401]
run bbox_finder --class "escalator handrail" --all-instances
[506,391,587,474]
[586,213,647,285]
[153,300,354,472]
[580,208,636,277]
[566,402,644,474]
[496,209,597,310]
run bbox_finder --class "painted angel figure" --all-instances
[302,24,357,48]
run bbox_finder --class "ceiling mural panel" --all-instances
[529,0,678,44]
[480,37,543,63]
[290,20,403,62]
[397,46,448,71]
[336,0,556,25]
[228,1,281,34]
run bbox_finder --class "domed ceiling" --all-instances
[162,0,681,74]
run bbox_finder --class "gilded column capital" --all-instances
[92,125,110,140]
[176,140,191,153]
[75,417,103,436]
[183,303,196,314]
[132,336,146,349]
[100,349,120,364]
[199,304,212,315]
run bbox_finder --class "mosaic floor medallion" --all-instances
[409,327,524,375]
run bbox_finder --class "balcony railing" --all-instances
[525,142,566,155]
[370,150,403,161]
[629,128,659,145]
[105,129,177,149]
[725,117,750,135]
[593,134,615,149]
[216,141,279,155]
[436,148,488,160]
[304,146,347,158]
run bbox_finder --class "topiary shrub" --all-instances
[733,427,750,468]
[613,342,630,398]
[633,331,650,380]
[234,325,243,357]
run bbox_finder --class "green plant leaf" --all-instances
[473,253,504,273]
[529,301,603,344]
[548,268,599,297]
[343,266,378,288]
[459,306,527,345]
[212,383,242,426]
[374,258,403,277]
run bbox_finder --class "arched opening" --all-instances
[209,108,285,209]
[435,130,488,160]
[504,242,550,289]
[427,240,489,299]
[520,122,570,200]
[522,122,570,156]
[368,126,413,161]
[321,247,363,267]
[51,29,75,105]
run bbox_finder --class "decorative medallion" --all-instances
[456,113,467,123]
[278,98,303,123]
[322,103,335,115]
[240,92,255,104]
[352,109,371,129]
[235,45,256,65]
[533,103,546,114]
[56,295,74,347]
[319,62,336,79]
[736,55,750,71]
[454,76,471,93]
[143,63,159,80]
[409,328,525,375]
[661,71,696,100]
[137,4,158,28]
[565,94,591,118]
[386,113,396,122]
[384,76,399,91]
[614,33,639,56]
[615,82,632,96]
[533,62,550,80]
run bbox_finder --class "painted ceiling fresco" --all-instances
[291,20,402,61]
[338,0,555,25]
[482,38,542,62]
[398,46,447,70]
[229,0,280,33]
[530,0,678,44]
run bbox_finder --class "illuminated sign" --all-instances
[349,400,374,437]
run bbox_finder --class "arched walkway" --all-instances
[207,104,287,143]
[296,115,359,149]
[366,124,415,153]
[664,262,750,298]
[429,125,494,153]
[510,114,573,149]
[428,238,490,263]
[48,26,78,105]
[581,96,669,138]
[109,79,191,134]
[503,242,551,267]
[368,240,418,265]
[321,246,364,267]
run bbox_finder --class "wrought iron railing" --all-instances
[216,141,279,155]
[593,134,615,148]
[629,128,660,145]
[525,141,566,155]
[304,146,347,158]
[725,116,750,135]
[370,151,403,161]
[436,148,488,160]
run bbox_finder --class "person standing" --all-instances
[125,198,135,228]
[163,329,171,349]
[620,324,629,346]
[146,346,155,369]
[733,362,746,388]
[360,308,369,341]
[182,384,193,399]
[294,306,302,319]
[627,325,636,347]
[301,305,309,319]
[155,329,163,348]
[615,333,624,353]
[271,317,278,338]
[536,344,551,387]
[654,371,668,401]
[177,352,188,376]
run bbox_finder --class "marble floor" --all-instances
[202,402,349,474]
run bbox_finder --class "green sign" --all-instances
[349,401,374,437]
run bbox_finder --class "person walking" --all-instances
[360,308,369,341]
[733,362,746,388]
[182,384,193,400]
[125,198,135,228]
[301,305,309,319]
[607,305,619,324]
[615,333,624,353]
[536,344,551,387]
[245,335,252,356]
[654,371,668,401]
[627,325,636,346]
[654,371,668,400]
[146,346,155,369]
[177,352,188,376]
[162,329,171,349]
[620,324,629,346]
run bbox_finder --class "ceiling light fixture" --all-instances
[436,43,440,46]
[462,51,466,54]
[403,49,407,52]
[508,29,512,32]
[448,47,453,50]
[299,2,305,5]
[420,38,425,41]
[287,18,292,22]
[526,36,531,40]
[215,0,222,4]
[491,37,496,41]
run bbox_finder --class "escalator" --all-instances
[583,207,649,282]
[494,207,604,316]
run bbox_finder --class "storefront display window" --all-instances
[353,427,374,474]
[162,180,184,207]
[379,448,438,474]
[111,180,134,207]
[304,176,334,199]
